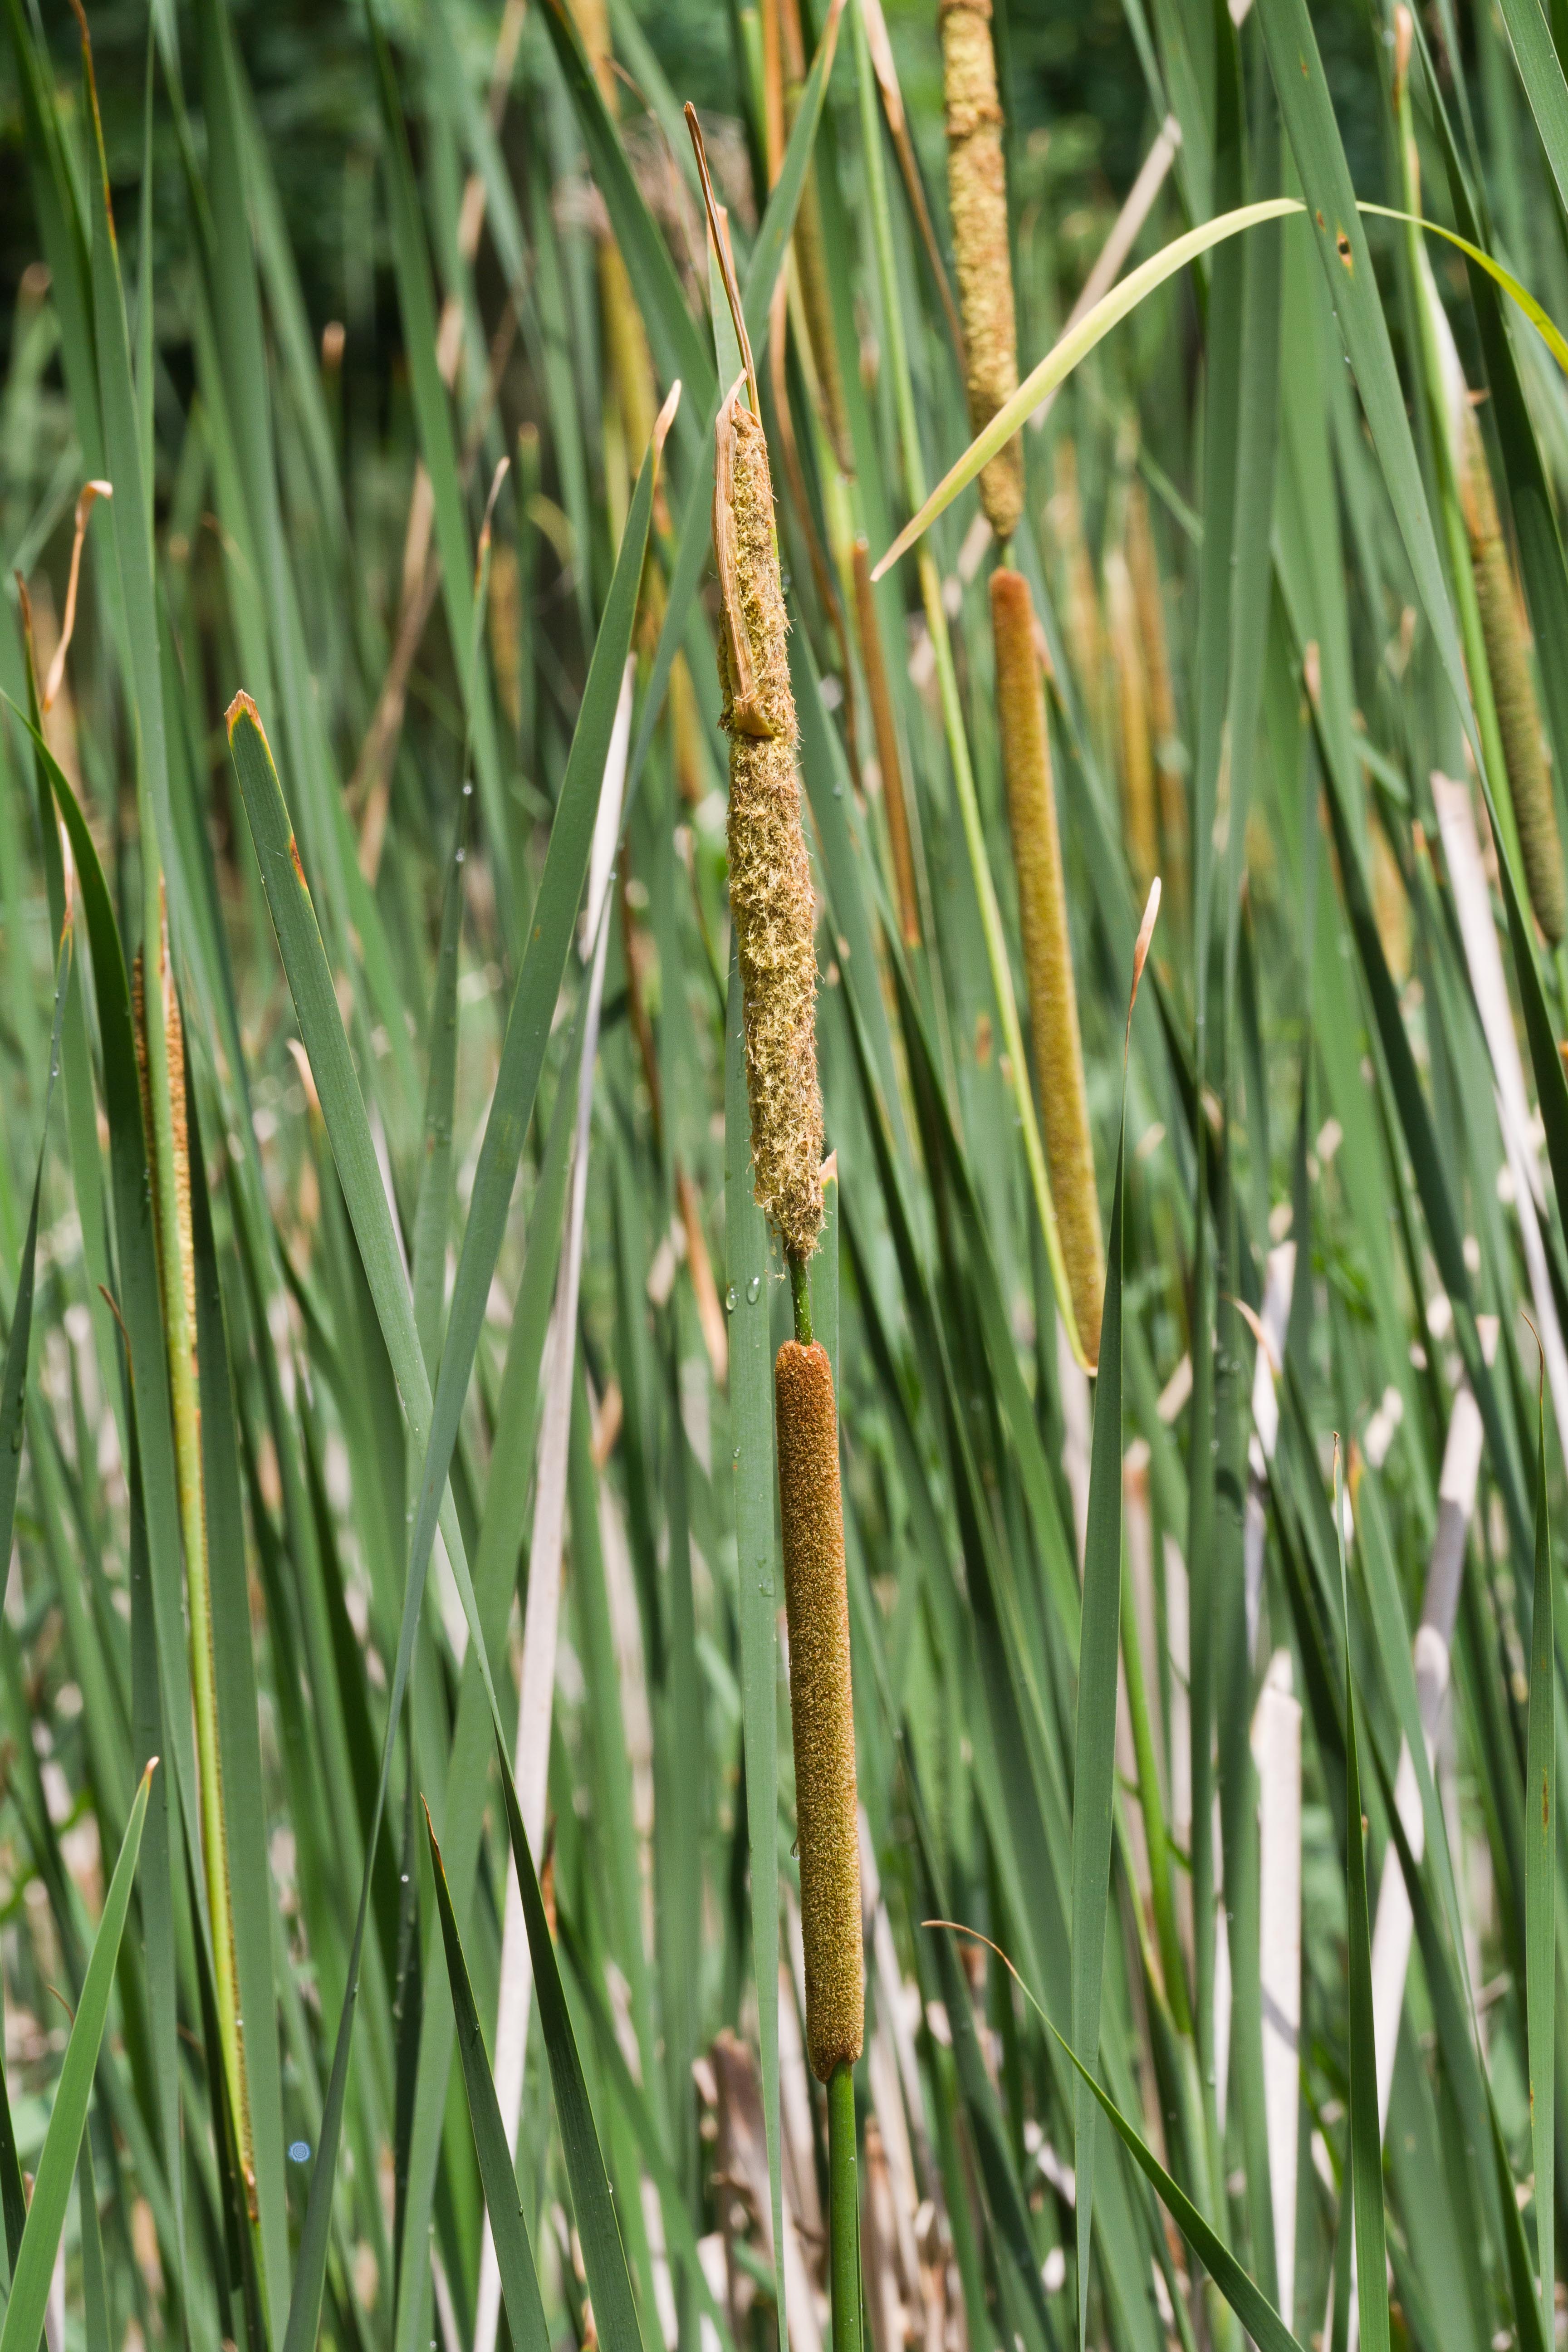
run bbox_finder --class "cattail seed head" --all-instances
[1105,544,1156,893]
[852,537,921,947]
[790,150,852,478]
[779,0,851,474]
[775,1338,863,2081]
[601,240,658,465]
[940,0,1023,542]
[1460,410,1565,945]
[991,566,1103,1366]
[1124,478,1186,916]
[717,393,825,1262]
[1049,440,1107,745]
[671,650,708,805]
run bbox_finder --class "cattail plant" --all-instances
[991,567,1104,1365]
[1457,407,1565,946]
[133,888,254,2210]
[25,560,259,2224]
[939,0,1022,543]
[692,105,864,2352]
[781,0,852,477]
[572,0,658,466]
[938,0,1106,1367]
[1392,0,1565,951]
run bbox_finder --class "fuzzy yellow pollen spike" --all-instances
[992,567,1104,1367]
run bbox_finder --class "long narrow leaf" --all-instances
[425,1807,552,2352]
[0,1759,155,2352]
[1526,1396,1555,2333]
[494,1733,647,2352]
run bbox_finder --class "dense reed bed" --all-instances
[5,0,1568,2349]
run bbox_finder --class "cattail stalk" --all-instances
[135,887,254,2207]
[1458,408,1565,945]
[940,0,1023,541]
[710,352,861,2130]
[696,101,861,2344]
[852,536,921,946]
[722,386,863,2350]
[991,567,1104,1365]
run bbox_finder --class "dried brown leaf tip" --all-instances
[714,382,824,1263]
[775,1339,862,2080]
[941,0,1023,542]
[225,686,263,742]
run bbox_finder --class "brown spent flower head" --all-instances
[940,0,1022,542]
[775,1338,863,2080]
[793,175,852,475]
[717,390,825,1262]
[991,566,1104,1366]
[1459,408,1565,946]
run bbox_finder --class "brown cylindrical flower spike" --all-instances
[991,566,1104,1367]
[1125,477,1186,917]
[852,536,921,948]
[1105,544,1157,894]
[941,0,1023,543]
[776,1338,863,2081]
[782,0,852,476]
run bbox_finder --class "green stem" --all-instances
[827,2060,862,2352]
[789,1251,814,1346]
